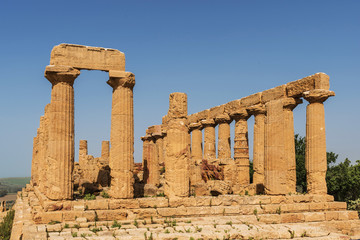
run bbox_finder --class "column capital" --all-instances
[215,114,232,124]
[201,118,216,127]
[230,108,250,121]
[282,97,303,110]
[44,65,80,86]
[247,104,266,115]
[303,89,335,103]
[188,122,203,131]
[107,70,135,90]
[141,134,152,142]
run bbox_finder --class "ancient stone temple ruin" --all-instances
[11,44,360,239]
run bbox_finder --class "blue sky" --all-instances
[0,1,359,177]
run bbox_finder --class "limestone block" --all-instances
[101,141,110,161]
[197,109,209,121]
[304,212,325,222]
[50,44,125,71]
[138,197,168,208]
[85,199,109,210]
[286,72,330,97]
[39,211,63,224]
[240,93,261,107]
[207,181,232,195]
[187,113,198,125]
[261,85,286,103]
[109,199,139,209]
[314,72,330,90]
[280,213,305,223]
[224,100,241,115]
[167,92,187,119]
[95,210,128,221]
[143,184,158,196]
[208,105,225,119]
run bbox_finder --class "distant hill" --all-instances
[0,177,31,196]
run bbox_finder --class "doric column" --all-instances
[189,122,204,186]
[31,135,39,186]
[264,99,287,195]
[231,109,250,191]
[101,141,110,161]
[164,92,190,198]
[39,104,50,194]
[141,135,151,184]
[303,89,335,194]
[189,122,203,162]
[282,98,302,193]
[215,114,232,160]
[44,65,80,200]
[201,119,216,160]
[149,133,161,186]
[107,71,135,199]
[247,104,266,189]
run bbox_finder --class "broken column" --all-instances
[149,134,160,186]
[303,89,335,194]
[215,114,232,160]
[79,140,88,164]
[101,141,110,161]
[247,104,266,189]
[201,119,216,160]
[107,71,135,199]
[164,92,190,198]
[282,98,302,193]
[231,109,250,191]
[44,65,80,200]
[264,99,287,195]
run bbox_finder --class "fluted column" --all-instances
[303,89,335,194]
[282,98,302,193]
[141,135,151,184]
[201,119,216,160]
[107,71,135,199]
[79,140,88,165]
[264,99,287,195]
[189,122,203,161]
[149,133,161,186]
[189,122,204,186]
[215,114,232,160]
[39,104,50,194]
[247,104,266,189]
[164,92,190,198]
[45,65,80,200]
[231,109,250,191]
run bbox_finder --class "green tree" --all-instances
[0,209,15,240]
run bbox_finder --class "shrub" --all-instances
[0,209,15,240]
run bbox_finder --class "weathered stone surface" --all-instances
[261,85,286,103]
[215,114,232,160]
[50,43,125,71]
[247,105,266,191]
[44,65,80,200]
[201,119,216,160]
[164,93,190,198]
[286,72,330,97]
[304,89,335,194]
[264,99,287,195]
[240,93,261,107]
[107,71,135,199]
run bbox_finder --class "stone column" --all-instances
[189,122,203,162]
[79,140,88,165]
[101,141,110,161]
[31,135,39,186]
[282,98,302,193]
[201,119,216,160]
[141,135,151,184]
[107,71,135,199]
[231,109,250,191]
[215,114,232,160]
[39,104,50,194]
[247,104,266,189]
[264,99,287,195]
[303,89,335,194]
[149,134,160,186]
[44,65,80,200]
[189,122,204,186]
[164,92,190,198]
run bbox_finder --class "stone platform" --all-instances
[10,186,360,240]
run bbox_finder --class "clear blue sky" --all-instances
[0,1,359,178]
